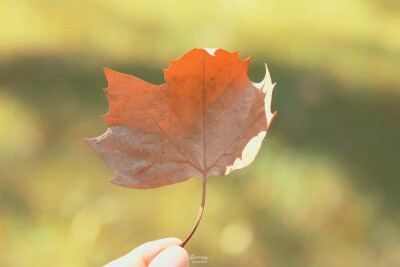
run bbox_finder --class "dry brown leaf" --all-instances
[86,48,276,189]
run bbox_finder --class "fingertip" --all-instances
[138,237,182,252]
[161,237,183,245]
[167,245,189,259]
[149,245,190,267]
[136,237,183,265]
[104,238,185,267]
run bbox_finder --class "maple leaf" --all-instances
[86,48,276,246]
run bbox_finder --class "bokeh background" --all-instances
[1,0,400,266]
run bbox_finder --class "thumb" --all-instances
[148,245,190,267]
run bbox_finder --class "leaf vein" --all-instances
[152,118,203,173]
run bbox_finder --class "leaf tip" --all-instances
[100,114,110,124]
[103,67,117,82]
[103,67,111,74]
[84,137,98,150]
[260,63,273,91]
[267,111,277,130]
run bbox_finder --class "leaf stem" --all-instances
[180,181,206,248]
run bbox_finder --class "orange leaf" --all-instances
[86,48,276,189]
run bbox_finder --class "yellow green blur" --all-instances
[0,0,399,266]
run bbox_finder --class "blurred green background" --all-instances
[1,0,400,266]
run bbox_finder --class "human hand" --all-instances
[104,238,190,267]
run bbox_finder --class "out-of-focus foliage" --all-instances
[0,0,399,266]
